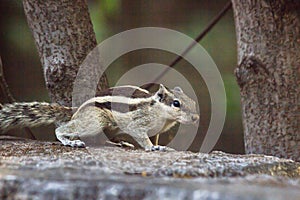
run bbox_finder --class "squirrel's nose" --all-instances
[192,114,199,122]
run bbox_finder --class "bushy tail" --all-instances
[0,102,74,132]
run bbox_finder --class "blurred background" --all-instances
[0,0,244,153]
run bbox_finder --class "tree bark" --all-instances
[232,0,300,161]
[22,0,108,107]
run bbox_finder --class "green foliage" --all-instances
[5,18,35,52]
[101,0,121,15]
[89,0,121,42]
[223,74,241,118]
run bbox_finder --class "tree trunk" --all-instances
[232,0,300,161]
[22,0,108,107]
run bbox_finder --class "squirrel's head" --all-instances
[153,84,199,124]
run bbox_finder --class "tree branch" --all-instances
[147,1,232,88]
[0,56,16,103]
[23,0,109,107]
[0,56,36,140]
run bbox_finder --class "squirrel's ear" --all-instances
[154,84,167,101]
[173,86,183,93]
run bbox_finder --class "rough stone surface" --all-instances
[0,136,299,200]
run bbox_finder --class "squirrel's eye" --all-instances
[172,100,181,108]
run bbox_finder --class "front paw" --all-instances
[65,140,86,148]
[150,145,166,151]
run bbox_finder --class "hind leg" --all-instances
[55,120,85,148]
[55,107,111,148]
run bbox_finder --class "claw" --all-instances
[119,141,135,148]
[151,145,166,151]
[105,140,135,149]
[65,140,86,148]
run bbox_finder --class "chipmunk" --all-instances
[0,84,199,151]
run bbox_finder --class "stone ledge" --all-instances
[0,136,299,200]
